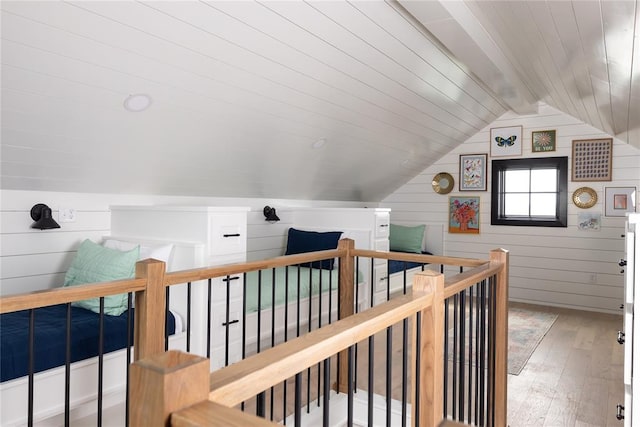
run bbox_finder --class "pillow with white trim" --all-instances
[63,239,139,316]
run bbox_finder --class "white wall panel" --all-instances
[382,102,640,313]
[0,189,363,296]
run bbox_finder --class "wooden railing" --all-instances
[130,246,509,427]
[0,241,508,426]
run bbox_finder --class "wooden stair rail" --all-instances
[128,248,508,427]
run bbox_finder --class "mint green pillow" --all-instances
[64,239,139,316]
[389,224,425,254]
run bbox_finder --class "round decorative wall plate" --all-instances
[432,172,454,195]
[572,187,597,209]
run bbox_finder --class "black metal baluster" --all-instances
[283,267,290,424]
[207,278,212,359]
[348,345,354,427]
[65,303,71,427]
[459,290,465,421]
[271,268,276,420]
[97,298,105,427]
[242,274,247,412]
[368,334,374,427]
[28,309,35,427]
[452,294,458,418]
[322,358,330,427]
[226,276,232,367]
[386,326,392,427]
[414,312,422,425]
[186,282,192,353]
[295,373,302,427]
[475,282,481,426]
[444,297,449,418]
[307,265,313,413]
[479,278,486,425]
[126,294,132,427]
[402,318,408,427]
[317,262,322,407]
[468,287,474,423]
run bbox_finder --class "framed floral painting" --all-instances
[449,197,480,234]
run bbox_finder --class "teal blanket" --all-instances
[244,267,339,313]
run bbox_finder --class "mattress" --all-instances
[244,266,340,313]
[0,305,176,382]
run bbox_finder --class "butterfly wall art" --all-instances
[490,125,522,157]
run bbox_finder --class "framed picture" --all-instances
[459,154,487,191]
[449,196,480,234]
[605,187,636,217]
[577,213,601,231]
[490,125,522,157]
[572,138,612,181]
[532,130,556,153]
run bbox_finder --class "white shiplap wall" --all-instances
[0,190,364,296]
[381,103,640,314]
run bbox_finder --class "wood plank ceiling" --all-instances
[1,1,637,202]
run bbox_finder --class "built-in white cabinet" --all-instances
[622,213,640,425]
[109,205,250,370]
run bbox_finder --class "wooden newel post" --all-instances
[130,350,209,427]
[134,259,167,361]
[337,238,355,393]
[412,270,445,427]
[490,248,509,427]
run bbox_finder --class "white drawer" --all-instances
[375,213,390,238]
[374,264,389,292]
[209,214,247,256]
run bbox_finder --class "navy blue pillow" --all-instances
[284,228,342,270]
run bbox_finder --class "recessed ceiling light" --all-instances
[312,137,327,149]
[124,94,152,112]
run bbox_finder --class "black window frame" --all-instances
[491,156,568,227]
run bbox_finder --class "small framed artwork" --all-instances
[605,187,636,217]
[449,196,480,234]
[459,154,487,191]
[532,130,556,153]
[572,138,613,181]
[490,125,522,157]
[577,213,601,231]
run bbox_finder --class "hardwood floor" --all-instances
[506,303,624,427]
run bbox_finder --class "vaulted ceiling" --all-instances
[1,1,638,202]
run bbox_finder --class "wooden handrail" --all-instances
[0,278,147,314]
[165,248,346,286]
[351,249,488,268]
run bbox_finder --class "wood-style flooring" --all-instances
[506,302,623,427]
[79,302,624,427]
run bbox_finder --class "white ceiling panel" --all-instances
[1,0,638,201]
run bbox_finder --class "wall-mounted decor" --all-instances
[605,187,637,217]
[490,125,522,157]
[449,196,480,234]
[532,130,556,153]
[571,138,612,181]
[459,154,487,191]
[572,187,598,209]
[577,212,601,231]
[432,172,454,194]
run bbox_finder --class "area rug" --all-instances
[447,306,558,376]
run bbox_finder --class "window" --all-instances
[491,157,568,227]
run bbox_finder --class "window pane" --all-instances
[531,194,556,216]
[505,170,529,192]
[531,169,557,192]
[505,194,529,215]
